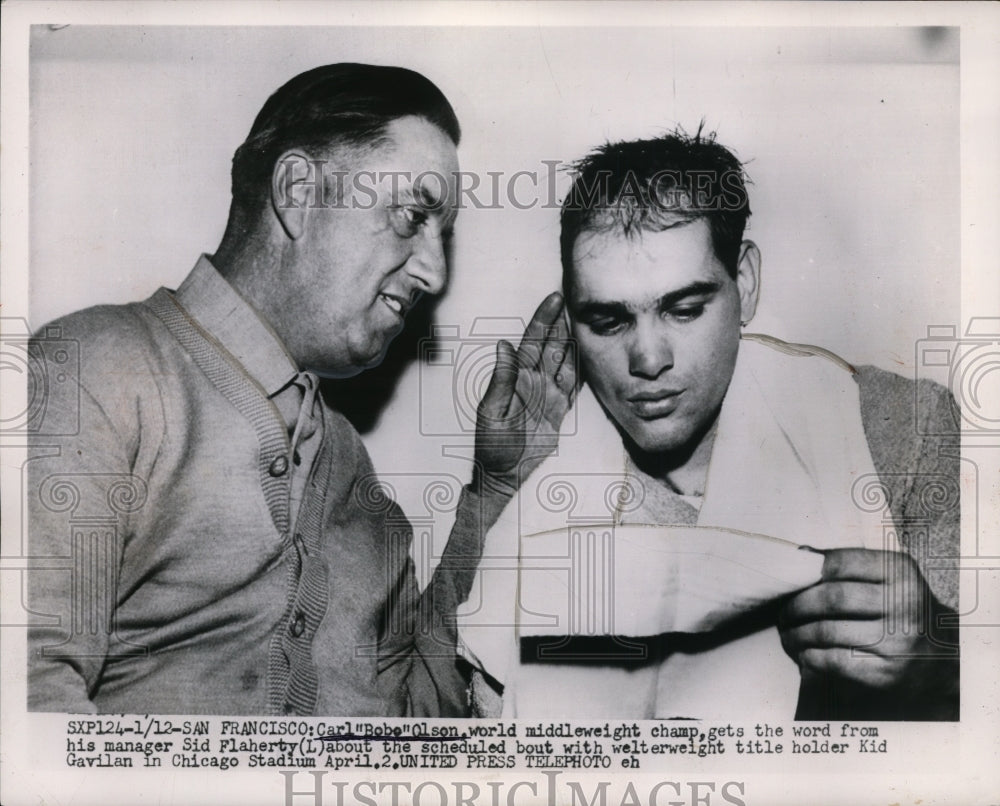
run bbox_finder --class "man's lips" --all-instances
[627,389,683,418]
[378,292,410,319]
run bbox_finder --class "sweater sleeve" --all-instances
[856,365,961,612]
[376,482,509,717]
[26,311,147,712]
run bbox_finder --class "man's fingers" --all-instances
[798,647,854,675]
[540,313,570,372]
[820,548,915,583]
[516,292,565,370]
[478,339,519,419]
[555,336,578,398]
[540,322,578,401]
[796,647,893,685]
[782,619,888,654]
[780,580,885,627]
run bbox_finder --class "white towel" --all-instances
[458,337,893,717]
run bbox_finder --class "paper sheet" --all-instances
[516,524,825,638]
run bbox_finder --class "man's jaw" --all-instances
[616,403,722,490]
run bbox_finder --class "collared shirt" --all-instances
[175,256,321,530]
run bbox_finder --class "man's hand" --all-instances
[472,292,577,499]
[779,548,958,707]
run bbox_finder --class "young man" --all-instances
[27,63,575,715]
[459,129,959,720]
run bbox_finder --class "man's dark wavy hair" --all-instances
[560,126,751,289]
[230,63,461,219]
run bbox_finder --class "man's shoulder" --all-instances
[739,336,961,443]
[33,298,170,376]
[853,364,960,444]
[29,298,187,434]
[37,300,157,344]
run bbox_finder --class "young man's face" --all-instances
[278,115,459,377]
[567,218,758,457]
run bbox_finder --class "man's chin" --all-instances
[629,433,690,456]
[617,407,722,478]
[358,340,396,373]
[311,343,389,379]
[617,418,689,455]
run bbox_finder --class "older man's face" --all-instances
[567,219,755,457]
[280,115,459,376]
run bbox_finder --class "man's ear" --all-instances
[270,150,316,240]
[735,240,762,324]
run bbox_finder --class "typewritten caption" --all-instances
[59,717,888,771]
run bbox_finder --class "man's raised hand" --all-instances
[472,292,577,498]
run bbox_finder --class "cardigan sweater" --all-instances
[27,258,488,716]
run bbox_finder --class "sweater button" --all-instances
[290,612,306,637]
[269,455,289,477]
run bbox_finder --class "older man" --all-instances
[27,63,575,715]
[460,129,959,720]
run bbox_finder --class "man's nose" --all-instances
[628,319,673,379]
[406,228,448,297]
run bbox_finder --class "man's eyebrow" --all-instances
[571,300,633,319]
[656,280,722,308]
[412,180,458,234]
[413,180,450,212]
[572,280,723,318]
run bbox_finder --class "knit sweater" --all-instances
[27,260,489,716]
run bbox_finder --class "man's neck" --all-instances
[211,225,288,340]
[624,416,720,498]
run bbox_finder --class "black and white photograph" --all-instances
[1,3,998,805]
